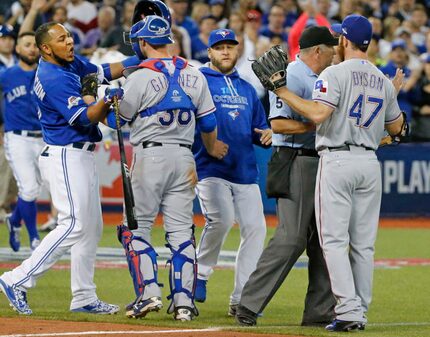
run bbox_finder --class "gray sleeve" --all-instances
[384,81,402,124]
[119,72,145,121]
[312,66,340,109]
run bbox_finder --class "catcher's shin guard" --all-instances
[166,239,198,316]
[117,225,159,297]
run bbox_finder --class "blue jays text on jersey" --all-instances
[0,65,40,132]
[193,65,269,184]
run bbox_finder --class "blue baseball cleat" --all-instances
[5,216,21,252]
[127,296,163,318]
[71,299,119,314]
[325,319,362,332]
[0,277,32,315]
[195,278,207,303]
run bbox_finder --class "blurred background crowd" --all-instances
[1,0,430,141]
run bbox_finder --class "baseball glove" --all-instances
[380,111,409,146]
[81,73,99,98]
[251,45,289,91]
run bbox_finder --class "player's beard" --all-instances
[211,54,238,74]
[19,54,39,67]
[52,50,73,66]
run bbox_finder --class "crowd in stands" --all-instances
[1,0,430,141]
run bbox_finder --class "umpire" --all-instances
[236,26,337,326]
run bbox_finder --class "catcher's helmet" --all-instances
[129,15,173,59]
[132,0,172,25]
[0,25,15,38]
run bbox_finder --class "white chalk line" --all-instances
[0,327,221,337]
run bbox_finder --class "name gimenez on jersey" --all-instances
[351,71,384,91]
[150,73,199,92]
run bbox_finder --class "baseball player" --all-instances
[0,21,141,315]
[115,16,224,321]
[193,29,271,316]
[1,32,42,252]
[236,26,337,327]
[257,15,406,331]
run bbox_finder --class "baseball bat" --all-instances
[113,97,138,230]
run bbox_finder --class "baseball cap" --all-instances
[331,14,372,46]
[208,29,239,48]
[209,0,224,5]
[299,26,338,49]
[0,25,14,38]
[129,15,173,45]
[391,39,407,50]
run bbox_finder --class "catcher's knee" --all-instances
[166,237,197,311]
[117,225,159,297]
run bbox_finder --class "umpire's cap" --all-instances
[299,26,338,49]
[0,25,15,38]
[331,14,372,47]
[132,0,171,25]
[130,15,174,46]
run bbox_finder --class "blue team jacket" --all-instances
[193,65,269,185]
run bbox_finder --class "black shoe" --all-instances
[325,319,361,332]
[235,304,258,326]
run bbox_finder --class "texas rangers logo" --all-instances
[67,96,81,109]
[314,80,328,94]
[228,110,240,120]
[217,30,230,38]
[171,89,182,103]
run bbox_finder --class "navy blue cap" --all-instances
[0,25,14,38]
[391,39,407,50]
[331,14,372,46]
[208,29,239,48]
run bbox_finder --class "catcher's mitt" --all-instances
[380,111,409,146]
[81,73,99,98]
[251,45,288,91]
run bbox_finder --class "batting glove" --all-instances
[104,87,124,104]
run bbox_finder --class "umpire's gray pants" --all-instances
[239,153,335,323]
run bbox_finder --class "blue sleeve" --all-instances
[73,55,98,77]
[196,112,216,132]
[46,72,91,126]
[106,109,127,129]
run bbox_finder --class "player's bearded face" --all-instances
[17,35,40,66]
[209,42,239,74]
[46,25,75,66]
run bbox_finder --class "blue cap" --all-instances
[331,14,372,46]
[209,0,224,5]
[208,29,239,48]
[129,15,173,45]
[0,25,14,38]
[391,38,407,50]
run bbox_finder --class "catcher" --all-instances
[250,15,408,332]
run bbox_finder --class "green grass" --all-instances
[0,224,429,337]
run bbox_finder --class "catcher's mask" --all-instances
[127,15,174,59]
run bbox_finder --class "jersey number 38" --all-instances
[158,109,192,127]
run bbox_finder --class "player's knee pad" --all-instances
[117,225,159,297]
[166,239,197,312]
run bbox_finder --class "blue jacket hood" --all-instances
[199,63,240,79]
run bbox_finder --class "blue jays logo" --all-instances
[228,110,239,120]
[314,79,328,94]
[217,30,230,38]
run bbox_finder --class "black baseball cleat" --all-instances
[235,304,258,326]
[325,319,362,332]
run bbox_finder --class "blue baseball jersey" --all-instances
[34,55,102,145]
[0,64,40,132]
[193,65,269,184]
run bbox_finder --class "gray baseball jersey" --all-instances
[312,59,402,150]
[119,61,215,146]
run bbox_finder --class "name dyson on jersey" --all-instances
[351,71,384,91]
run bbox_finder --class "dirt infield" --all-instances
[0,317,301,337]
[35,213,430,229]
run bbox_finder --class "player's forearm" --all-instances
[107,56,141,80]
[201,128,217,154]
[385,115,404,136]
[86,100,111,123]
[270,118,315,134]
[19,9,38,34]
[274,87,329,124]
